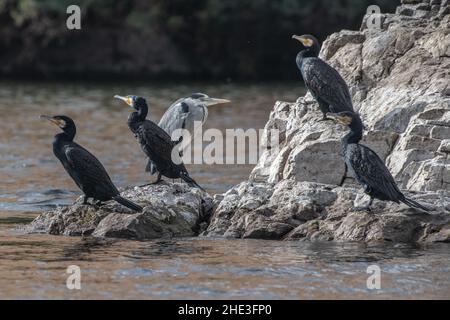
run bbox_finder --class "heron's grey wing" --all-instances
[347,144,401,200]
[302,58,353,113]
[158,100,190,138]
[64,144,118,194]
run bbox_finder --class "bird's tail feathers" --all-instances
[400,197,431,213]
[113,196,143,212]
[180,172,206,192]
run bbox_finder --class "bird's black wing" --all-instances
[64,144,118,194]
[302,58,353,113]
[137,120,180,165]
[347,144,401,200]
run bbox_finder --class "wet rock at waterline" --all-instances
[203,180,450,243]
[25,184,213,240]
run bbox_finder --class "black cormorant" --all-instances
[40,115,143,212]
[293,34,354,120]
[114,95,205,191]
[328,111,430,212]
[147,93,230,176]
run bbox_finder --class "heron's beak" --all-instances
[204,98,231,107]
[40,115,62,127]
[114,95,133,107]
[292,35,312,47]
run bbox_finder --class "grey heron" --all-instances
[148,93,231,175]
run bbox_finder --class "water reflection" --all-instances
[61,237,117,262]
[0,222,449,299]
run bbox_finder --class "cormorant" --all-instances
[114,95,205,191]
[147,93,230,175]
[328,111,430,212]
[293,34,354,121]
[40,115,143,212]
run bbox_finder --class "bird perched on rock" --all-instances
[114,95,205,191]
[147,93,230,175]
[40,115,143,212]
[293,34,354,121]
[328,111,430,212]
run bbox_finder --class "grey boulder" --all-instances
[26,183,213,240]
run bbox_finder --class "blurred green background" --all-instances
[0,0,398,80]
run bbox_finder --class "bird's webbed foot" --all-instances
[140,174,163,187]
[139,181,163,187]
[363,186,373,195]
[151,173,163,185]
[82,196,92,205]
[318,114,332,122]
[82,198,103,207]
[354,197,374,213]
[353,205,373,213]
[301,99,316,106]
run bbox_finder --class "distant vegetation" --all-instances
[0,0,398,80]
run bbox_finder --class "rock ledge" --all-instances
[26,183,213,240]
[203,180,450,243]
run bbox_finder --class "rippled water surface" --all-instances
[0,81,449,299]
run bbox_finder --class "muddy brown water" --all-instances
[0,81,449,299]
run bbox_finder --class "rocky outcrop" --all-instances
[26,183,213,240]
[204,0,450,243]
[204,181,450,242]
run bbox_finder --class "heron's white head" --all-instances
[189,93,231,107]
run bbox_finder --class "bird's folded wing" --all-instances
[349,145,400,199]
[64,145,114,186]
[158,100,190,137]
[139,121,178,163]
[303,59,353,111]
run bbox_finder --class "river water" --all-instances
[0,81,449,299]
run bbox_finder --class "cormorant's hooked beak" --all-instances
[292,35,313,47]
[114,95,133,107]
[203,97,231,107]
[40,115,64,127]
